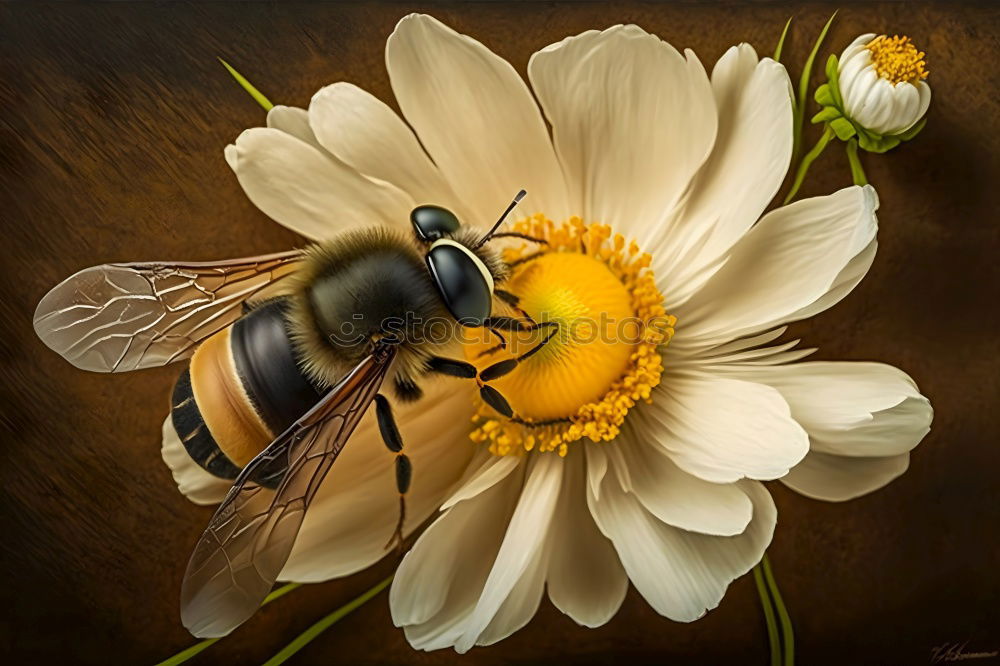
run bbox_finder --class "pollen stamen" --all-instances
[465,215,674,457]
[866,35,929,85]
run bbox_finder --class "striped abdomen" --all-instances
[170,299,325,484]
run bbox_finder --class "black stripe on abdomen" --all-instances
[171,367,241,480]
[230,299,326,435]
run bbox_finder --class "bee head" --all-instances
[412,191,524,327]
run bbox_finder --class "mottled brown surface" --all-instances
[1,2,997,664]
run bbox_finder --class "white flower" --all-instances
[161,15,933,652]
[837,33,931,136]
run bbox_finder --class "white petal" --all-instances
[160,416,230,506]
[838,60,870,110]
[585,445,609,501]
[386,14,568,223]
[914,81,932,125]
[676,185,878,348]
[266,105,326,152]
[440,452,521,510]
[844,67,879,120]
[838,33,876,67]
[589,476,775,622]
[455,455,563,652]
[475,540,547,646]
[308,83,466,216]
[280,381,475,581]
[227,127,413,240]
[690,338,813,368]
[652,45,793,307]
[725,361,933,458]
[639,372,808,483]
[862,78,898,134]
[528,25,716,234]
[391,463,523,646]
[617,431,753,536]
[781,450,910,501]
[546,449,628,627]
[891,82,921,133]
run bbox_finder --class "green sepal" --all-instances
[814,83,836,107]
[829,117,857,140]
[857,132,901,153]
[825,55,844,108]
[897,117,927,142]
[811,106,842,124]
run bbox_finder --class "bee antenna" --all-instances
[475,189,527,249]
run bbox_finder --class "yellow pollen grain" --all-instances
[463,215,674,458]
[866,34,929,84]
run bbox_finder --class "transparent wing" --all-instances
[33,251,303,372]
[180,346,397,638]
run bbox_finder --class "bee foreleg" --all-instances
[506,251,546,269]
[487,231,548,245]
[375,394,409,553]
[494,289,534,323]
[479,323,560,382]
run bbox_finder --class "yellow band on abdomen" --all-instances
[189,327,273,467]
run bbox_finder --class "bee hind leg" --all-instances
[375,394,410,553]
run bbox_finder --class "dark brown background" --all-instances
[1,2,997,664]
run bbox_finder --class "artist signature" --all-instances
[931,642,999,663]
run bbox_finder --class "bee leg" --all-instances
[495,289,534,323]
[424,357,517,420]
[427,357,478,379]
[487,231,549,245]
[479,323,560,383]
[506,251,546,270]
[393,376,423,402]
[375,394,410,553]
[486,326,507,351]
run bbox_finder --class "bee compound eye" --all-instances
[411,205,461,242]
[426,243,492,327]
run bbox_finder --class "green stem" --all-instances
[793,11,837,161]
[784,125,834,204]
[155,583,303,666]
[761,555,795,666]
[218,57,274,111]
[262,575,394,666]
[753,564,782,666]
[845,139,868,185]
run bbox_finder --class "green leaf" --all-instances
[262,575,394,666]
[154,583,302,666]
[761,555,796,666]
[754,565,782,666]
[219,57,274,111]
[774,16,793,62]
[784,125,835,204]
[830,117,857,141]
[793,11,838,160]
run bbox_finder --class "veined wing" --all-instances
[33,251,302,372]
[180,345,397,638]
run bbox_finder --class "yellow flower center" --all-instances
[866,35,929,84]
[463,215,674,457]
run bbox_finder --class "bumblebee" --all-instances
[33,190,557,638]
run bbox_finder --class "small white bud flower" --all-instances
[837,33,931,136]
